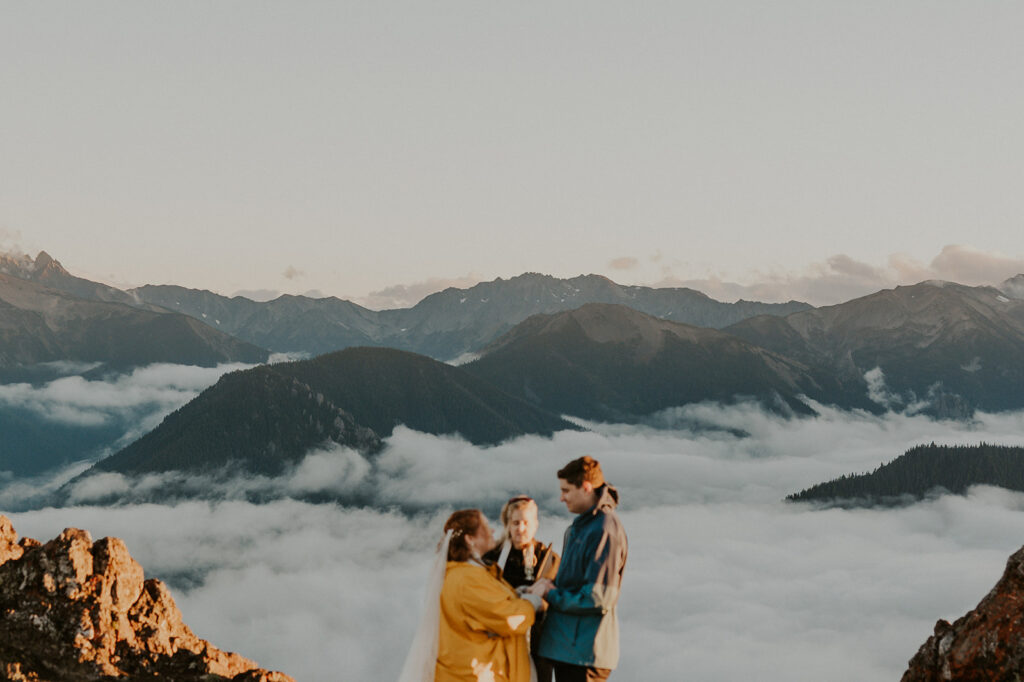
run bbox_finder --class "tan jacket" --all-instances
[435,561,536,682]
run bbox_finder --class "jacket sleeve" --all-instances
[546,519,625,616]
[460,571,537,637]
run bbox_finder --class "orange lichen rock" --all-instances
[903,545,1024,681]
[0,515,294,682]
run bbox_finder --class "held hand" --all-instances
[529,578,554,597]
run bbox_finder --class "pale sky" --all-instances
[2,2,1022,307]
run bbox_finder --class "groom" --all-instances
[532,456,628,682]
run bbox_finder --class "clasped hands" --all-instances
[524,578,554,598]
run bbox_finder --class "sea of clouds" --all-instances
[7,393,1024,680]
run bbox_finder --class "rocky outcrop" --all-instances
[0,516,293,682]
[902,545,1024,681]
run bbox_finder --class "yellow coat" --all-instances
[435,561,536,682]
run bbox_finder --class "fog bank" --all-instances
[9,403,1024,680]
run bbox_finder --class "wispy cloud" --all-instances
[0,228,26,256]
[0,363,252,429]
[355,274,484,310]
[657,245,1024,305]
[9,404,1024,680]
[608,256,638,271]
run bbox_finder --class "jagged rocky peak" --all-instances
[902,544,1024,680]
[33,250,55,270]
[0,515,293,682]
[0,250,68,280]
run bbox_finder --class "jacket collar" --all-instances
[573,484,619,524]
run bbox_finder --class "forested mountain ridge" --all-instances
[85,347,579,479]
[787,443,1024,505]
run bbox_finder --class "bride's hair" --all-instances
[442,509,484,561]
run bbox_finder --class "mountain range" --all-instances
[131,272,811,361]
[726,281,1024,416]
[0,269,267,372]
[1,251,812,365]
[7,249,1024,493]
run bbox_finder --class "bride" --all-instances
[398,509,545,682]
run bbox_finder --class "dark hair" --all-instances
[443,509,484,562]
[557,455,605,488]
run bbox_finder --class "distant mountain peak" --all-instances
[33,250,54,269]
[523,302,705,353]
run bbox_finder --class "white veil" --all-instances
[396,529,451,682]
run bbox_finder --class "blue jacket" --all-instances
[536,484,628,669]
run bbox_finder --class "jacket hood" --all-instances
[591,483,619,514]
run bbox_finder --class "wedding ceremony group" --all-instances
[398,456,629,682]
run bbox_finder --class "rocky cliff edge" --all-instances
[903,545,1024,681]
[0,515,293,682]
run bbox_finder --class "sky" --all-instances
[8,394,1024,680]
[2,3,1023,307]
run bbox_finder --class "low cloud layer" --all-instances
[658,245,1024,305]
[0,361,257,488]
[0,363,251,429]
[9,404,1024,680]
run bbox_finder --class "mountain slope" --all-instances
[0,273,268,370]
[92,366,382,476]
[726,281,1024,414]
[463,303,840,422]
[89,347,578,478]
[0,251,158,309]
[274,347,579,443]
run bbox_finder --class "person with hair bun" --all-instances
[534,456,627,682]
[431,509,545,682]
[483,496,560,682]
